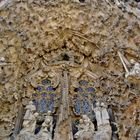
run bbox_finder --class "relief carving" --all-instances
[74,115,95,140]
[94,102,112,140]
[118,51,140,79]
[37,111,53,140]
[16,102,38,140]
[0,0,139,139]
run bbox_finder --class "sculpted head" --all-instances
[130,59,135,64]
[82,115,88,119]
[29,101,33,105]
[79,119,83,124]
[45,118,51,124]
[34,112,39,117]
[96,101,100,107]
[47,111,51,115]
[101,102,107,108]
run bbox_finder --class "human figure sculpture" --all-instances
[94,102,112,140]
[37,111,53,140]
[74,119,85,139]
[94,102,111,127]
[74,115,95,140]
[16,112,38,140]
[24,101,36,121]
[94,102,102,127]
[125,59,140,78]
[45,111,53,134]
[100,102,110,126]
[82,115,95,133]
[16,102,38,140]
[118,51,140,79]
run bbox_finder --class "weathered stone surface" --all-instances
[0,0,139,140]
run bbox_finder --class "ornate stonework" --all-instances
[0,0,140,140]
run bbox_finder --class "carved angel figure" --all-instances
[74,115,95,140]
[37,111,53,140]
[118,51,140,79]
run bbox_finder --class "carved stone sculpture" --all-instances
[44,111,53,134]
[0,0,140,139]
[94,102,102,127]
[126,59,140,78]
[82,115,95,133]
[24,101,36,121]
[37,111,53,140]
[118,51,140,79]
[94,102,112,140]
[16,112,38,140]
[100,102,110,126]
[94,127,112,140]
[16,102,38,140]
[74,119,85,139]
[94,102,111,127]
[74,115,95,140]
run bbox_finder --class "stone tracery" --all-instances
[10,49,115,140]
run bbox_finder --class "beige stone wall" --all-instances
[0,0,140,139]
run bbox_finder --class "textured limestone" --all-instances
[0,0,140,139]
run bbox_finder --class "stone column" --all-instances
[54,70,73,140]
[10,104,24,140]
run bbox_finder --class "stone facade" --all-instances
[0,0,140,140]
